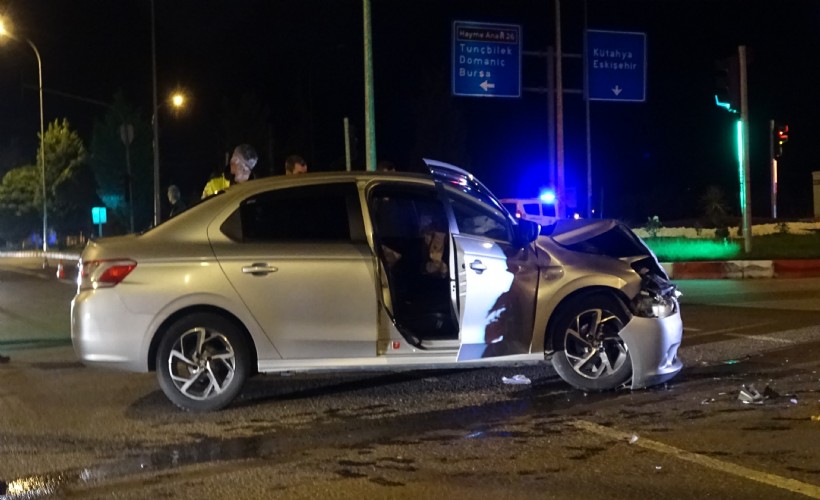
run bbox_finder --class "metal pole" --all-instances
[24,39,47,261]
[150,0,161,226]
[554,0,566,219]
[125,137,134,232]
[344,117,352,171]
[769,119,777,219]
[583,0,593,218]
[739,45,752,253]
[547,46,555,189]
[363,0,377,171]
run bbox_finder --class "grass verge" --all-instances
[643,232,820,261]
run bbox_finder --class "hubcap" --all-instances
[168,327,236,400]
[563,308,627,380]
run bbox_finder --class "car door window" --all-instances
[447,189,513,243]
[229,183,363,242]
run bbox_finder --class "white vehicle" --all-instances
[500,198,559,228]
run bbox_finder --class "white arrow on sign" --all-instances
[611,85,623,96]
[480,80,496,92]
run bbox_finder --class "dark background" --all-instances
[1,0,818,224]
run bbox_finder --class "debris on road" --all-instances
[502,374,531,385]
[629,434,639,444]
[738,384,764,404]
[738,384,785,404]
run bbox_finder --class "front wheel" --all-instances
[549,294,632,391]
[157,313,250,412]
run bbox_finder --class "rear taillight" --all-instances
[79,259,137,290]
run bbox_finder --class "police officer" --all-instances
[201,144,258,198]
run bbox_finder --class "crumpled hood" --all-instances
[539,218,669,282]
[544,219,653,258]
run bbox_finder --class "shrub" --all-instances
[644,215,662,238]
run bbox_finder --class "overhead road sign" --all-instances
[586,29,646,102]
[452,21,521,98]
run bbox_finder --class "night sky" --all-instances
[1,0,819,224]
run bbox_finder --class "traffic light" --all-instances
[776,124,789,144]
[714,56,740,113]
[775,123,789,158]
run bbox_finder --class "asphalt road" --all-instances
[0,258,818,499]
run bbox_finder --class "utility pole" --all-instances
[363,0,377,171]
[769,119,777,219]
[739,45,751,253]
[554,0,565,218]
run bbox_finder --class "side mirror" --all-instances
[514,219,540,246]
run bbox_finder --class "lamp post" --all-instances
[150,0,160,226]
[0,19,47,260]
[150,91,186,225]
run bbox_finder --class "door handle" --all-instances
[241,263,278,276]
[469,260,487,274]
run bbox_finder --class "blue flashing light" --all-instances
[539,190,556,204]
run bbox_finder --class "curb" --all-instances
[663,259,820,279]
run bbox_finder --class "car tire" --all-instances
[156,312,250,412]
[549,293,632,391]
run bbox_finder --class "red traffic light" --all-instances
[776,124,789,144]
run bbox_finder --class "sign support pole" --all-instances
[583,0,593,218]
[739,45,752,253]
[554,0,566,219]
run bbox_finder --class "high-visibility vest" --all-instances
[201,175,231,199]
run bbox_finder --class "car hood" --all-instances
[543,219,651,256]
[539,218,669,281]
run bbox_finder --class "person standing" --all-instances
[284,154,308,175]
[201,144,258,198]
[167,184,187,217]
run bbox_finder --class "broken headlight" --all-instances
[631,265,679,319]
[632,291,677,318]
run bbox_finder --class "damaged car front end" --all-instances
[538,219,683,390]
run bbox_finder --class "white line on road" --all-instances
[571,420,820,499]
[725,333,796,344]
[683,322,774,339]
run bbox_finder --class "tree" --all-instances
[41,119,99,235]
[699,185,730,228]
[0,165,40,243]
[0,118,95,244]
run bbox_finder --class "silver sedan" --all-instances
[72,160,682,411]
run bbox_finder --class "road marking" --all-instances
[683,322,774,339]
[725,333,796,344]
[683,327,702,332]
[571,420,820,499]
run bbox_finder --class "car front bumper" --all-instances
[618,307,683,389]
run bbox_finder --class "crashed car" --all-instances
[71,159,682,412]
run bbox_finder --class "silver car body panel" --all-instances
[72,165,683,393]
[210,240,378,359]
[618,304,683,388]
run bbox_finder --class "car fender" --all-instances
[531,273,634,356]
[144,291,281,366]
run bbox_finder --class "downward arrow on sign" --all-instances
[612,85,623,96]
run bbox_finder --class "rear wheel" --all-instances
[550,294,632,391]
[157,313,250,412]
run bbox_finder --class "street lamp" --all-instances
[0,18,47,261]
[150,90,187,225]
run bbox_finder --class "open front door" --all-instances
[443,188,539,361]
[369,183,459,345]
